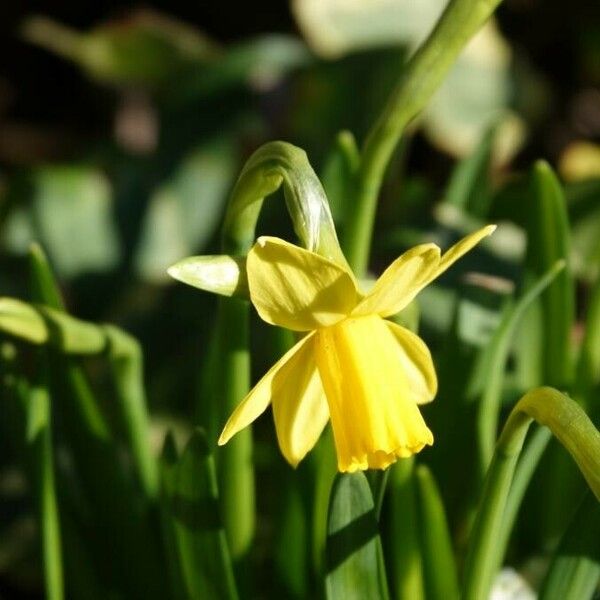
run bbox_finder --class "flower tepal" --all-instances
[218,225,496,472]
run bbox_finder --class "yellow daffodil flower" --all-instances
[218,225,496,472]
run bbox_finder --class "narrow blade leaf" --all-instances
[325,472,389,600]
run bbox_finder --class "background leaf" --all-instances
[169,429,238,600]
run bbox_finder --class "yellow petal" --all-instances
[386,321,437,404]
[314,315,433,472]
[272,350,329,467]
[218,332,315,445]
[352,244,441,318]
[427,224,497,283]
[247,236,358,331]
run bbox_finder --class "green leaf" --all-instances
[27,246,109,438]
[0,298,108,354]
[275,477,309,598]
[37,306,106,354]
[309,428,337,580]
[0,298,48,344]
[59,512,106,600]
[24,372,64,600]
[320,130,360,225]
[158,432,187,599]
[443,124,496,217]
[576,275,600,398]
[463,387,600,600]
[387,460,424,600]
[170,429,238,600]
[472,260,565,473]
[103,325,158,500]
[539,490,600,600]
[525,160,575,388]
[29,243,65,310]
[325,472,390,600]
[415,465,459,600]
[492,427,552,578]
[28,245,167,598]
[566,179,600,281]
[524,161,577,543]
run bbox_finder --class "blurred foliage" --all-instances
[1,1,600,599]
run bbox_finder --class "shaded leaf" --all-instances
[325,472,389,600]
[539,490,600,600]
[170,429,238,600]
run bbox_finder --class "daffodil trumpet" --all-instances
[218,225,496,472]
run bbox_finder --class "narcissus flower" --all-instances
[218,225,496,472]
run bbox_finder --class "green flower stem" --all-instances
[213,297,253,561]
[216,141,342,560]
[25,372,64,600]
[463,387,600,600]
[344,0,503,275]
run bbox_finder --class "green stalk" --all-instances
[26,374,64,600]
[28,245,166,597]
[475,261,564,474]
[494,427,552,572]
[213,297,253,561]
[344,0,503,274]
[462,387,600,600]
[28,245,110,440]
[387,459,425,600]
[214,141,344,560]
[415,465,459,600]
[104,325,159,500]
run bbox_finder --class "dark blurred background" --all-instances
[1,0,599,160]
[0,2,599,596]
